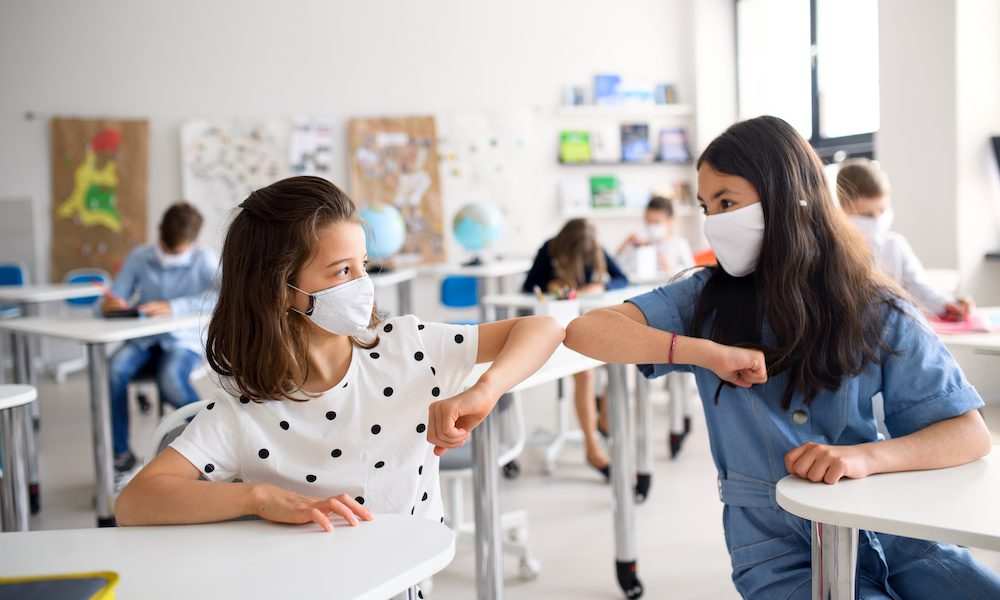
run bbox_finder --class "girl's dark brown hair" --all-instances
[693,116,905,409]
[548,218,606,289]
[206,176,380,402]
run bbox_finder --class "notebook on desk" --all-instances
[101,308,141,319]
[0,572,118,600]
[928,313,1000,335]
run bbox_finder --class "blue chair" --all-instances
[440,276,479,325]
[0,262,29,319]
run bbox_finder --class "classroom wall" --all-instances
[878,0,1000,303]
[0,0,702,299]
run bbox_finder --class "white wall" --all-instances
[878,0,1000,303]
[0,0,702,305]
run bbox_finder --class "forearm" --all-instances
[862,410,991,475]
[115,475,257,526]
[565,308,714,367]
[474,316,564,397]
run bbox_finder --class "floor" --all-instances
[20,369,1000,599]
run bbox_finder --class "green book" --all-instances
[590,175,621,208]
[559,130,591,163]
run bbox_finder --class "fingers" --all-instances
[806,453,835,483]
[784,442,814,474]
[309,507,333,533]
[428,401,468,449]
[333,493,374,522]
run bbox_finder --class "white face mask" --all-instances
[703,202,765,277]
[646,223,668,243]
[288,274,375,338]
[848,208,894,242]
[156,245,195,269]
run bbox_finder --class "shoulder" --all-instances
[193,246,220,266]
[883,232,912,253]
[127,245,156,262]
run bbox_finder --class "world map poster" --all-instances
[50,117,149,280]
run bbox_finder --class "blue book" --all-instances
[594,74,622,105]
[620,123,652,163]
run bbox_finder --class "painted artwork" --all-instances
[180,118,291,250]
[50,118,149,280]
[347,116,444,264]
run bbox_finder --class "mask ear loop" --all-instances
[286,283,316,316]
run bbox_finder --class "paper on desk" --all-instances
[928,313,999,335]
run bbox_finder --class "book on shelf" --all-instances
[589,124,621,163]
[594,74,623,105]
[590,175,622,208]
[559,130,592,163]
[620,123,653,163]
[658,127,692,163]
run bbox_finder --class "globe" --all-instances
[359,204,406,260]
[452,203,505,252]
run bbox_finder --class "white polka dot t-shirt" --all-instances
[169,315,478,522]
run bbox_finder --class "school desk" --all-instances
[371,267,418,315]
[420,259,532,321]
[936,306,1000,403]
[0,515,454,599]
[776,448,1000,600]
[0,314,203,528]
[0,385,36,532]
[0,283,104,513]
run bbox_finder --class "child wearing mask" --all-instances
[618,196,695,278]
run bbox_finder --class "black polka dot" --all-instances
[206,402,215,410]
[418,465,423,475]
[418,324,425,331]
[454,334,464,343]
[383,387,393,397]
[355,496,365,505]
[411,506,415,515]
[279,420,289,430]
[239,396,250,404]
[416,423,426,433]
[383,323,393,333]
[370,352,380,359]
[258,449,269,459]
[204,464,215,473]
[419,591,424,599]
[375,461,385,469]
[306,474,317,483]
[440,517,444,523]
[371,424,381,434]
[331,449,342,458]
[414,351,424,361]
[432,387,441,397]
[422,492,428,501]
[431,366,436,376]
[326,411,336,420]
[342,381,348,388]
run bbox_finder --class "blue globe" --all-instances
[452,203,505,252]
[359,204,406,260]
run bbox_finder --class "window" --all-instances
[737,0,879,161]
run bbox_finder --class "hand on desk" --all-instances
[784,442,873,485]
[427,385,495,456]
[138,300,172,317]
[101,297,129,313]
[941,297,974,322]
[250,483,373,532]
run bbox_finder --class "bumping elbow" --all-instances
[564,316,589,352]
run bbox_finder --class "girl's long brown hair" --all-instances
[548,218,606,288]
[692,116,905,409]
[206,176,379,402]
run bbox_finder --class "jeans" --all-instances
[109,342,201,455]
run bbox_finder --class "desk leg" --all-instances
[0,403,31,531]
[398,279,413,315]
[11,332,40,514]
[667,374,687,458]
[477,277,490,322]
[608,364,643,599]
[472,401,504,599]
[634,372,652,504]
[811,521,857,600]
[86,343,116,527]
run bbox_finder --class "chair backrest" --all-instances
[440,276,478,309]
[145,399,210,462]
[0,262,28,287]
[64,268,111,307]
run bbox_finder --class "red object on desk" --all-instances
[928,313,997,335]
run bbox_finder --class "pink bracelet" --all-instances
[668,332,678,364]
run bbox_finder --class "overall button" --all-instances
[792,409,808,425]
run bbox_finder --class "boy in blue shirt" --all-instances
[101,202,219,477]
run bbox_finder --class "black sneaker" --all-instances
[114,451,137,473]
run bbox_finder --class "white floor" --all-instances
[20,371,1000,599]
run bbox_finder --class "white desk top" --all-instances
[936,307,1000,350]
[776,449,1000,552]
[0,385,37,411]
[0,284,103,304]
[371,268,419,288]
[482,284,655,313]
[420,259,532,279]
[0,515,454,600]
[0,314,204,344]
[466,347,603,393]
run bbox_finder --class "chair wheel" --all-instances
[502,460,521,479]
[518,557,541,580]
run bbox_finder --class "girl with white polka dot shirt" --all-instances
[115,176,565,533]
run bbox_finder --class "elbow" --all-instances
[528,315,565,347]
[962,409,993,460]
[564,315,591,353]
[113,486,137,526]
